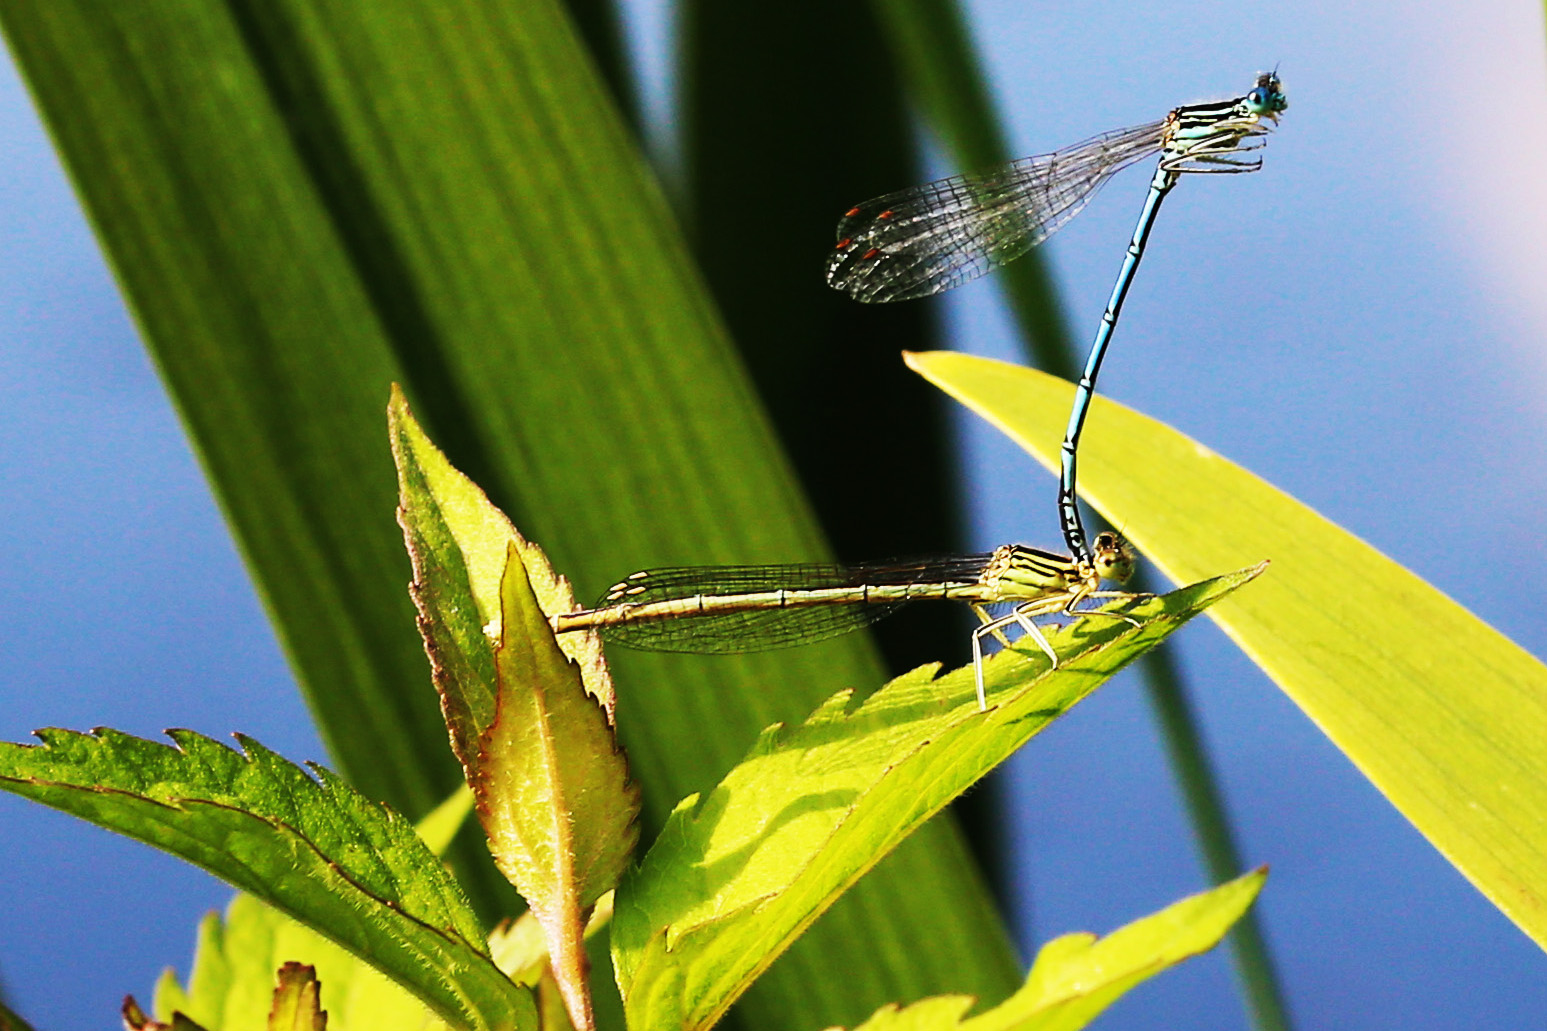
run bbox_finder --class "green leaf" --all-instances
[837,869,1266,1031]
[479,546,640,1031]
[268,964,326,1031]
[394,388,638,1029]
[154,894,445,1031]
[0,730,531,1031]
[612,569,1259,1031]
[390,385,618,778]
[910,350,1547,951]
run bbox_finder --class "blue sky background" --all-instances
[4,1,1547,1029]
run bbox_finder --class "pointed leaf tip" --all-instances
[391,393,616,781]
[474,545,638,1031]
[838,869,1266,1031]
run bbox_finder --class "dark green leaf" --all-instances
[0,730,530,1031]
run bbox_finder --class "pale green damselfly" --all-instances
[552,531,1139,710]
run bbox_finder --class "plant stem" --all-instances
[1139,639,1292,1031]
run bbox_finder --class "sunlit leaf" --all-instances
[614,569,1259,1030]
[910,350,1547,951]
[836,869,1265,1031]
[394,392,637,1029]
[477,548,638,1031]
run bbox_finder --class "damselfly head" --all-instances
[1091,531,1136,585]
[1245,70,1288,121]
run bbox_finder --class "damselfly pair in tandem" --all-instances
[553,73,1287,708]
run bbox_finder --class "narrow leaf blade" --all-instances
[910,350,1547,949]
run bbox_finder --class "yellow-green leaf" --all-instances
[390,387,616,779]
[612,569,1259,1031]
[478,547,640,1031]
[835,869,1266,1031]
[909,350,1547,949]
[153,895,448,1031]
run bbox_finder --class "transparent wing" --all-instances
[826,120,1165,303]
[600,601,898,652]
[593,555,995,652]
